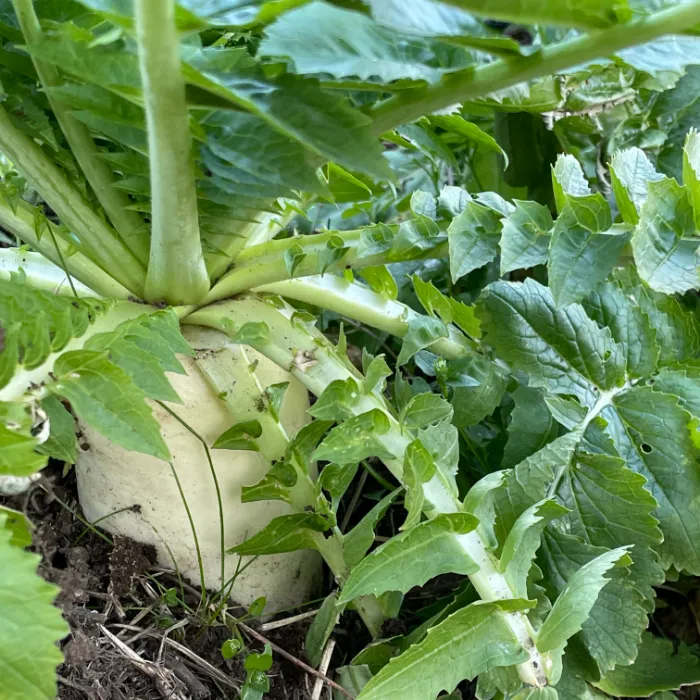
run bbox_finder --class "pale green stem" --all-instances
[0,196,131,299]
[0,248,99,297]
[186,296,549,688]
[370,1,700,134]
[0,105,146,295]
[135,0,209,305]
[257,275,475,359]
[12,0,150,265]
[205,228,447,304]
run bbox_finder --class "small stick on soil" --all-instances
[238,622,353,699]
[311,639,336,700]
[260,608,318,631]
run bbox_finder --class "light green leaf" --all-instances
[401,439,435,530]
[400,393,453,430]
[339,514,478,603]
[51,350,169,460]
[313,410,395,464]
[412,275,481,338]
[537,546,630,652]
[343,490,400,568]
[549,202,629,308]
[609,147,663,225]
[0,525,68,700]
[0,506,33,549]
[362,266,398,300]
[356,600,530,700]
[430,115,508,167]
[500,499,569,599]
[305,592,340,668]
[451,355,508,428]
[260,2,466,85]
[36,395,77,464]
[397,315,448,367]
[448,201,502,282]
[552,154,590,212]
[476,279,625,408]
[213,419,263,451]
[504,386,559,467]
[500,199,553,274]
[308,378,361,422]
[683,128,700,229]
[229,513,329,556]
[632,177,700,294]
[595,632,700,697]
[463,470,507,551]
[0,421,46,477]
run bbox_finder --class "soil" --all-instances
[4,464,321,700]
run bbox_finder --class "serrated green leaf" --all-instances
[412,275,481,338]
[356,600,530,700]
[537,546,630,652]
[448,200,502,282]
[583,279,658,379]
[504,386,559,467]
[500,199,553,274]
[36,395,77,463]
[632,176,700,294]
[51,350,169,460]
[343,489,400,568]
[549,202,629,308]
[397,315,448,367]
[450,354,508,428]
[476,279,625,408]
[401,438,436,530]
[229,513,329,556]
[463,470,507,551]
[339,514,478,603]
[552,154,591,212]
[260,2,467,85]
[313,410,395,464]
[400,393,453,430]
[594,632,700,697]
[500,499,569,599]
[363,355,392,395]
[308,378,361,422]
[609,147,663,225]
[0,525,68,700]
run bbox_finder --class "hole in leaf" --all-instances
[641,443,652,454]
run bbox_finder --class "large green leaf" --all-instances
[594,632,700,696]
[0,524,68,700]
[260,2,469,85]
[448,200,502,282]
[500,199,553,274]
[476,279,625,407]
[609,148,663,225]
[339,514,479,602]
[356,600,530,700]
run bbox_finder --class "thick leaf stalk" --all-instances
[135,0,209,305]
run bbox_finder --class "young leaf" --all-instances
[609,147,663,225]
[312,410,395,464]
[343,490,400,568]
[36,395,77,463]
[229,513,330,556]
[632,177,700,294]
[356,600,531,700]
[400,392,453,430]
[500,199,553,274]
[448,200,502,282]
[548,200,629,308]
[499,499,569,599]
[552,154,590,212]
[213,420,263,451]
[339,514,478,603]
[537,546,631,652]
[397,315,448,367]
[450,354,509,427]
[305,592,340,668]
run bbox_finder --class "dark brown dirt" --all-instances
[3,464,318,700]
